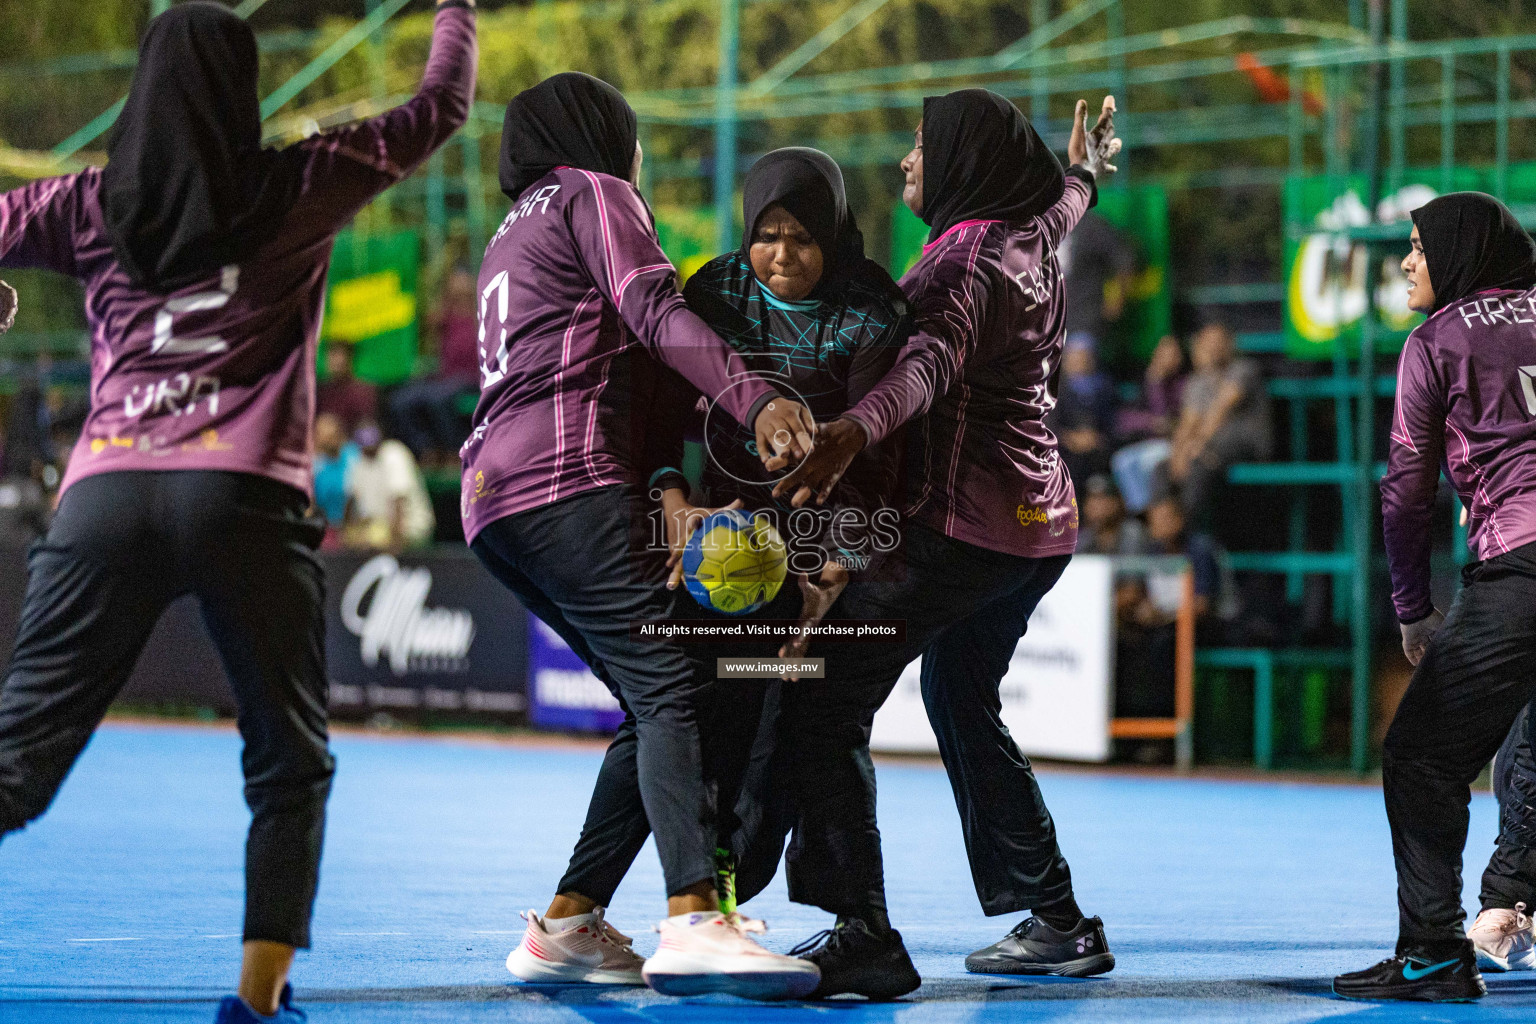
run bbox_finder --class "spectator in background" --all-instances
[343,420,434,551]
[388,266,479,467]
[1115,491,1228,727]
[1051,334,1118,487]
[1165,322,1272,520]
[311,413,357,539]
[1112,334,1187,513]
[316,342,377,434]
[1061,209,1136,354]
[1075,474,1147,556]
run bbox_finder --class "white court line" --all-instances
[66,937,143,943]
[330,931,409,937]
[197,934,242,940]
[471,930,522,935]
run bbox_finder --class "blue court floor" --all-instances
[2,722,1533,1023]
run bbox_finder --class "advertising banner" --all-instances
[324,549,527,714]
[0,547,532,717]
[869,554,1115,762]
[321,229,420,384]
[526,614,625,733]
[1283,165,1536,360]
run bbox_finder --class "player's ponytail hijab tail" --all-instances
[919,88,1065,244]
[102,1,303,292]
[1409,192,1536,314]
[499,72,638,202]
[741,147,866,290]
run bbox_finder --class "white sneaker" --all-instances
[1470,902,1536,972]
[643,911,820,1001]
[506,908,646,984]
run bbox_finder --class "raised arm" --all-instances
[0,173,85,276]
[1039,169,1097,252]
[296,1,478,227]
[567,173,814,464]
[1380,333,1447,632]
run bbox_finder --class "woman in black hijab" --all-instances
[102,1,305,292]
[1406,191,1536,315]
[918,87,1067,243]
[533,147,917,999]
[0,1,478,1020]
[498,70,639,202]
[1333,193,1536,1001]
[663,146,911,623]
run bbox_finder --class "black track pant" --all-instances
[545,579,799,909]
[1384,541,1536,958]
[0,471,333,948]
[1481,699,1536,910]
[470,484,717,899]
[752,522,1074,919]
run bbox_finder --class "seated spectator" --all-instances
[1051,333,1118,487]
[1115,492,1229,725]
[1076,474,1148,556]
[343,421,435,551]
[312,412,357,536]
[1164,322,1272,521]
[317,342,377,434]
[388,266,479,467]
[1112,334,1187,513]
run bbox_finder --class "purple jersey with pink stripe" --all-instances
[458,166,776,543]
[1382,285,1536,621]
[842,169,1095,558]
[0,6,476,499]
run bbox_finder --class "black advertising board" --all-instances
[0,544,529,717]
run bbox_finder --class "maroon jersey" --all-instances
[459,166,777,542]
[1383,285,1536,620]
[0,5,476,498]
[843,170,1095,557]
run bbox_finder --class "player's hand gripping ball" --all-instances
[682,509,788,616]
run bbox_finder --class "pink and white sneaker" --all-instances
[1470,902,1536,972]
[506,908,646,984]
[643,911,820,1001]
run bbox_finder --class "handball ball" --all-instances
[682,509,788,616]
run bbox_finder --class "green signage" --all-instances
[1283,166,1536,359]
[321,229,420,384]
[654,205,722,287]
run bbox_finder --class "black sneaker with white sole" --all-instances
[964,915,1115,977]
[790,919,921,1000]
[1333,950,1485,1002]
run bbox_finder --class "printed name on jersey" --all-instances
[486,183,562,252]
[124,372,220,419]
[1014,256,1060,313]
[1457,292,1536,328]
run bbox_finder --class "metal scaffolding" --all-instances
[6,0,1533,772]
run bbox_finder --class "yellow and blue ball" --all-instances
[682,509,788,616]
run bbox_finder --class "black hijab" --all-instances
[499,72,638,202]
[1409,192,1536,314]
[741,147,865,287]
[920,88,1064,244]
[103,1,303,293]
